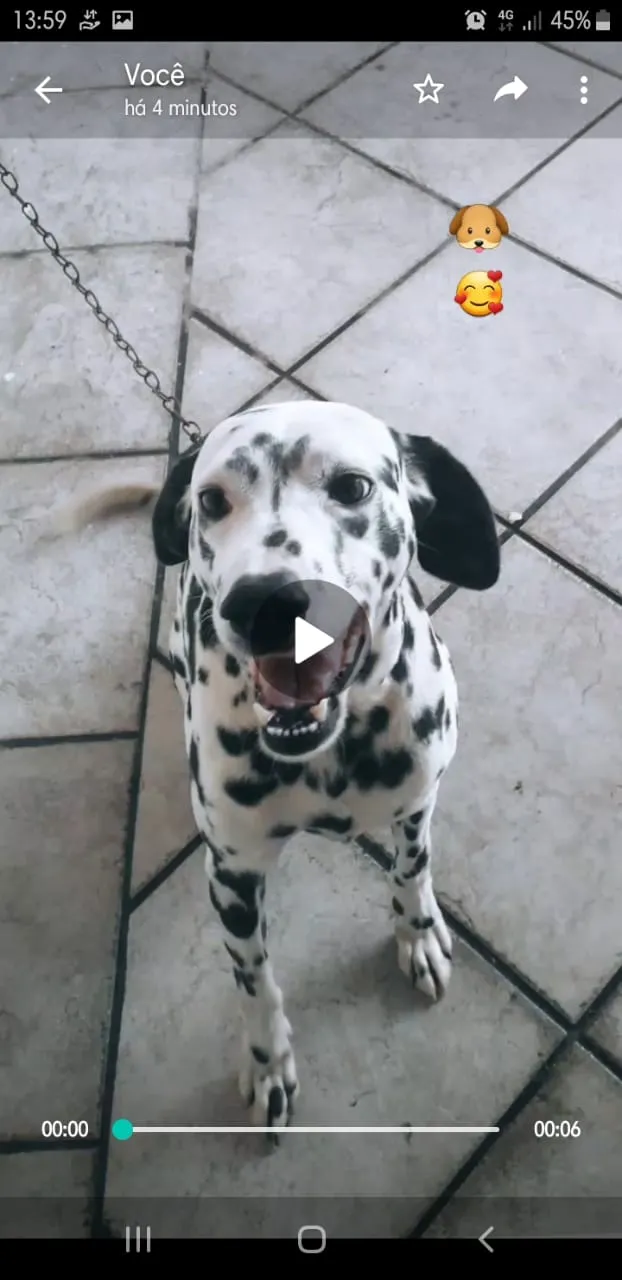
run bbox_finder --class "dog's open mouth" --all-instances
[250,614,367,756]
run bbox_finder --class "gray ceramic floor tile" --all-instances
[302,42,622,200]
[552,41,622,77]
[0,247,186,457]
[297,238,622,513]
[505,112,622,291]
[0,1149,94,1238]
[589,987,622,1064]
[105,843,559,1238]
[526,427,622,594]
[207,42,389,112]
[0,41,207,98]
[181,318,276,432]
[201,83,284,173]
[432,537,622,1018]
[192,123,448,367]
[1,126,199,250]
[426,1046,622,1238]
[132,663,196,893]
[1,458,162,737]
[0,741,132,1138]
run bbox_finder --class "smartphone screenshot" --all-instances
[1,14,621,1255]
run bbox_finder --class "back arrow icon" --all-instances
[35,76,63,104]
[493,75,528,102]
[479,1225,494,1252]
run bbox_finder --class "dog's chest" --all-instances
[175,630,458,859]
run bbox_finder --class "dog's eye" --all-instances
[198,486,231,521]
[467,227,473,234]
[485,226,491,234]
[327,473,374,505]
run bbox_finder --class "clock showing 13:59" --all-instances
[14,11,68,31]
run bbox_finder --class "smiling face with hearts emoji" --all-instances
[455,270,504,317]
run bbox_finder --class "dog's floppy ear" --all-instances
[152,444,201,565]
[449,208,468,235]
[394,433,500,590]
[491,206,509,235]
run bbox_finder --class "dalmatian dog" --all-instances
[72,400,499,1132]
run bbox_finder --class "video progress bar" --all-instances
[131,1125,500,1135]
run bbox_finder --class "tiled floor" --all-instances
[1,41,621,1242]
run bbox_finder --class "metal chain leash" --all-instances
[0,160,203,446]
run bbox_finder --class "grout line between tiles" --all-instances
[0,238,190,262]
[511,417,622,523]
[129,834,204,913]
[190,305,285,376]
[500,524,622,608]
[580,1034,622,1085]
[411,955,622,1237]
[88,74,209,1237]
[493,88,622,202]
[0,730,138,749]
[542,41,622,82]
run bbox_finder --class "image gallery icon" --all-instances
[112,9,134,29]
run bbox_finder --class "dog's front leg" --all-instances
[390,795,453,1001]
[207,852,298,1132]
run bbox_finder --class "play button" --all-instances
[294,616,333,665]
[248,578,371,707]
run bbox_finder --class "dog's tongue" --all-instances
[255,642,344,709]
[474,246,484,253]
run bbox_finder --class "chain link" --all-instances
[0,161,203,445]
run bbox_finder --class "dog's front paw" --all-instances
[396,903,453,1001]
[238,1016,299,1136]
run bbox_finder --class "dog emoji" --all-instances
[449,205,509,253]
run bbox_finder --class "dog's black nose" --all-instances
[474,239,484,246]
[220,573,310,652]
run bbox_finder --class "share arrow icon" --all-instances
[493,75,528,103]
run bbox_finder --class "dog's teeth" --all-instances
[253,701,274,726]
[309,699,328,722]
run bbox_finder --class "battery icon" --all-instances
[595,9,611,30]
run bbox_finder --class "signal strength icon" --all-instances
[522,10,542,28]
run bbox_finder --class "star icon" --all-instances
[412,74,444,104]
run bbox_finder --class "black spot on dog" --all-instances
[226,447,259,485]
[217,725,258,756]
[225,776,279,806]
[189,737,206,806]
[275,762,304,785]
[394,875,405,888]
[372,560,383,579]
[413,707,437,743]
[383,571,395,592]
[249,747,274,777]
[412,850,429,874]
[184,588,201,681]
[391,653,408,684]
[308,813,353,835]
[263,528,287,548]
[409,579,425,609]
[268,823,297,839]
[215,866,259,905]
[378,521,401,560]
[251,1045,270,1065]
[233,689,248,707]
[198,666,209,684]
[444,707,452,732]
[233,967,257,995]
[392,896,404,915]
[224,941,245,967]
[353,748,413,792]
[268,1084,284,1122]
[358,650,379,682]
[410,916,434,930]
[429,625,442,670]
[342,514,369,539]
[368,705,390,734]
[402,619,415,651]
[198,534,215,567]
[326,772,348,798]
[171,653,186,680]
[378,456,400,492]
[199,599,218,649]
[225,653,241,677]
[285,540,302,555]
[305,770,321,791]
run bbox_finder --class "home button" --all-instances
[297,1224,327,1253]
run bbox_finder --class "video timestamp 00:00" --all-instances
[42,1120,89,1138]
